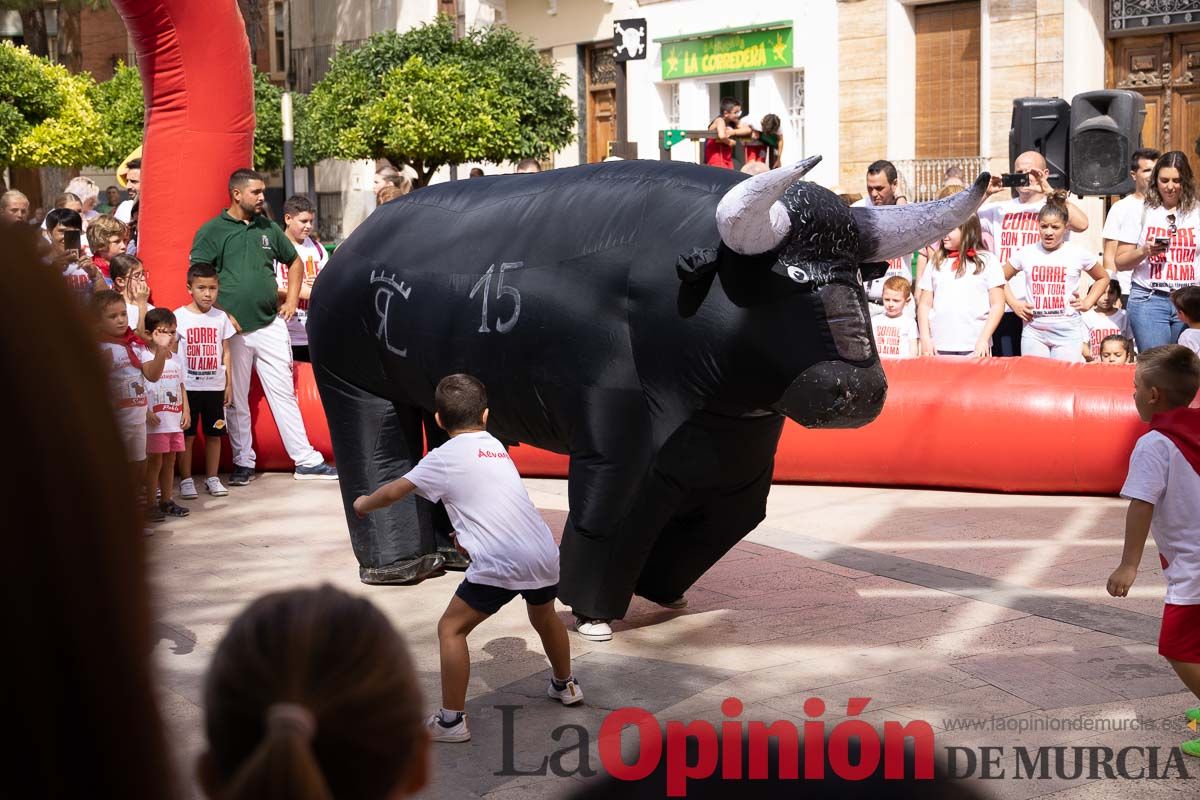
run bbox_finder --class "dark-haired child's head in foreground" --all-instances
[200,585,428,800]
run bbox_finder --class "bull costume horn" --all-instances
[852,172,990,262]
[715,155,822,255]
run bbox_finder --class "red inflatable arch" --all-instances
[113,0,255,312]
[112,1,1143,494]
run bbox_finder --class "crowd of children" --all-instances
[93,263,237,523]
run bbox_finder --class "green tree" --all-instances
[0,40,102,167]
[300,17,575,186]
[88,63,303,171]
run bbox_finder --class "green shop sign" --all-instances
[661,26,792,80]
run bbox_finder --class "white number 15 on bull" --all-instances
[469,261,523,334]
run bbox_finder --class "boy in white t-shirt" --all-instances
[354,374,581,744]
[870,275,919,358]
[143,308,191,518]
[1106,346,1200,756]
[274,195,328,362]
[93,290,172,522]
[1173,286,1200,356]
[1082,281,1132,362]
[1004,194,1109,363]
[175,264,236,499]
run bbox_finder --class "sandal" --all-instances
[159,500,190,518]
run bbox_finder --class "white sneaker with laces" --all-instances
[178,478,198,500]
[574,618,613,642]
[548,677,584,705]
[426,712,470,743]
[205,477,229,497]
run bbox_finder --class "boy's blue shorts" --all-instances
[455,578,557,615]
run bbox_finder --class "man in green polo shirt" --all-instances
[190,168,337,485]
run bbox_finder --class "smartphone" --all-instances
[62,228,82,253]
[1154,236,1171,247]
[1000,173,1030,188]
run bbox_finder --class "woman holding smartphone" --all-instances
[1116,150,1200,349]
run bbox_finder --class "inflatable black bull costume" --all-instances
[308,157,987,620]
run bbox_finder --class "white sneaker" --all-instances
[205,477,229,497]
[548,677,584,706]
[574,617,613,642]
[426,712,470,743]
[178,478,198,500]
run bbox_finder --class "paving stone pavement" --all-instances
[147,476,1199,799]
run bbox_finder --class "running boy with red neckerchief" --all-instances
[1107,345,1200,756]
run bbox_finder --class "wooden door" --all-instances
[586,43,617,163]
[1109,30,1200,155]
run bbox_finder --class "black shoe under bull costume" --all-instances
[307,158,988,622]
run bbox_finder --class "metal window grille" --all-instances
[788,70,805,159]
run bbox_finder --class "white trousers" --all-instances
[1021,322,1084,363]
[227,316,322,469]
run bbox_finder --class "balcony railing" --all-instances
[892,157,989,202]
[290,39,365,93]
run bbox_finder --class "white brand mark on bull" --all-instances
[369,269,413,357]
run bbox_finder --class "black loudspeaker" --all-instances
[1009,97,1070,189]
[1069,90,1146,196]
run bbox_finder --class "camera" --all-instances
[1000,173,1030,188]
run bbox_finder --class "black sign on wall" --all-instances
[613,18,647,61]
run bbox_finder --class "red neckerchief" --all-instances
[102,328,143,369]
[1150,406,1200,475]
[947,248,977,260]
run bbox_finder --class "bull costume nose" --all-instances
[772,360,887,429]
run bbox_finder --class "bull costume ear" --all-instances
[715,155,822,255]
[851,173,990,262]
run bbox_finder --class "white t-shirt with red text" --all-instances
[1081,308,1131,358]
[1122,431,1200,605]
[1116,203,1200,293]
[174,306,236,392]
[275,237,327,347]
[980,196,1074,301]
[403,431,559,590]
[871,313,918,358]
[99,339,152,429]
[1102,194,1143,296]
[146,352,186,434]
[1007,241,1098,332]
[917,251,1007,353]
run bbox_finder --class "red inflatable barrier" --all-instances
[113,0,255,312]
[268,358,1144,495]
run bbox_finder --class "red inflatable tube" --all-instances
[112,0,255,312]
[268,358,1144,495]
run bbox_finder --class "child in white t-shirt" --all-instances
[871,275,919,358]
[1004,193,1109,363]
[109,253,154,340]
[917,215,1007,356]
[174,264,236,499]
[1082,281,1132,361]
[353,374,580,745]
[1174,286,1200,356]
[1106,345,1200,756]
[93,290,171,522]
[143,308,191,518]
[274,196,328,362]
